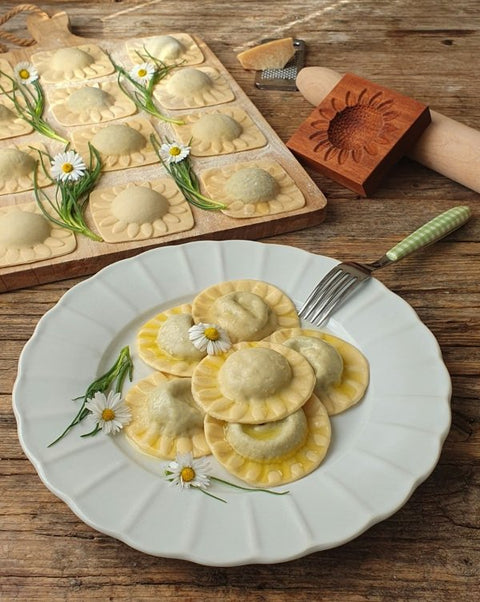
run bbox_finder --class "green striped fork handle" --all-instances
[385,205,471,262]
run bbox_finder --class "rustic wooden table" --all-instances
[1,1,478,600]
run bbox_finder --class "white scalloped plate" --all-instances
[12,240,451,566]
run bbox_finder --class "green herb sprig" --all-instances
[151,134,226,211]
[0,69,68,144]
[48,346,134,446]
[113,50,184,125]
[33,144,103,242]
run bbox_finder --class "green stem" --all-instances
[211,476,289,496]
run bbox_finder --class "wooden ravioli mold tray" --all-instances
[0,11,327,292]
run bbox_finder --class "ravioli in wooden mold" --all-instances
[154,66,235,109]
[48,81,136,126]
[191,279,299,344]
[205,394,331,486]
[137,303,207,377]
[31,44,114,83]
[266,328,369,415]
[0,97,33,140]
[0,143,50,196]
[0,201,76,267]
[171,106,267,157]
[71,118,158,172]
[200,159,305,219]
[125,371,210,459]
[191,341,315,424]
[89,179,194,243]
[126,33,204,66]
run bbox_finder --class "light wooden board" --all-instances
[0,10,327,292]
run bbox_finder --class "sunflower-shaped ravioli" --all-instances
[154,66,234,109]
[170,106,266,157]
[191,341,315,424]
[266,328,369,415]
[191,279,299,343]
[204,394,331,486]
[71,118,158,172]
[126,33,204,66]
[48,81,137,126]
[89,179,194,243]
[137,304,207,376]
[0,143,50,196]
[200,160,305,219]
[0,97,33,140]
[31,44,114,83]
[0,201,76,267]
[125,371,210,459]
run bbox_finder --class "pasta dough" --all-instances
[266,328,369,415]
[0,202,76,267]
[89,179,194,243]
[191,340,316,424]
[0,144,49,196]
[171,107,267,157]
[31,44,114,83]
[0,98,33,140]
[200,159,305,219]
[204,394,331,486]
[126,33,204,66]
[125,371,210,459]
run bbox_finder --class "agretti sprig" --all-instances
[0,62,68,144]
[48,346,134,446]
[33,144,103,242]
[113,49,184,125]
[151,134,226,211]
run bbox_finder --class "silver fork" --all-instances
[299,205,471,326]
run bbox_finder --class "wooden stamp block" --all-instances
[287,73,431,196]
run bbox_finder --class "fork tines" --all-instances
[298,264,364,326]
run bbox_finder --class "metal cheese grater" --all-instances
[254,39,306,91]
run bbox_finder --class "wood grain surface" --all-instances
[1,1,478,600]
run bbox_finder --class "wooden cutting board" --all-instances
[0,10,327,292]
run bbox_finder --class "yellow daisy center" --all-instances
[102,408,115,422]
[180,466,195,482]
[138,68,147,77]
[19,69,30,80]
[62,162,74,173]
[204,327,220,341]
[169,146,182,156]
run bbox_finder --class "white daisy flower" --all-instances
[160,141,190,164]
[165,453,210,490]
[129,61,156,85]
[188,322,232,355]
[85,390,132,435]
[14,61,38,84]
[50,150,87,183]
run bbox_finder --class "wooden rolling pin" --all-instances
[296,66,480,193]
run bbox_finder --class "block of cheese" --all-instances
[236,38,295,70]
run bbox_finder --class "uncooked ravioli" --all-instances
[200,159,305,219]
[89,179,194,243]
[191,340,316,424]
[125,371,210,459]
[0,202,76,267]
[154,66,235,109]
[205,394,331,486]
[71,118,158,172]
[31,44,114,83]
[126,32,204,66]
[170,107,267,157]
[49,82,136,126]
[0,99,33,139]
[0,145,50,195]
